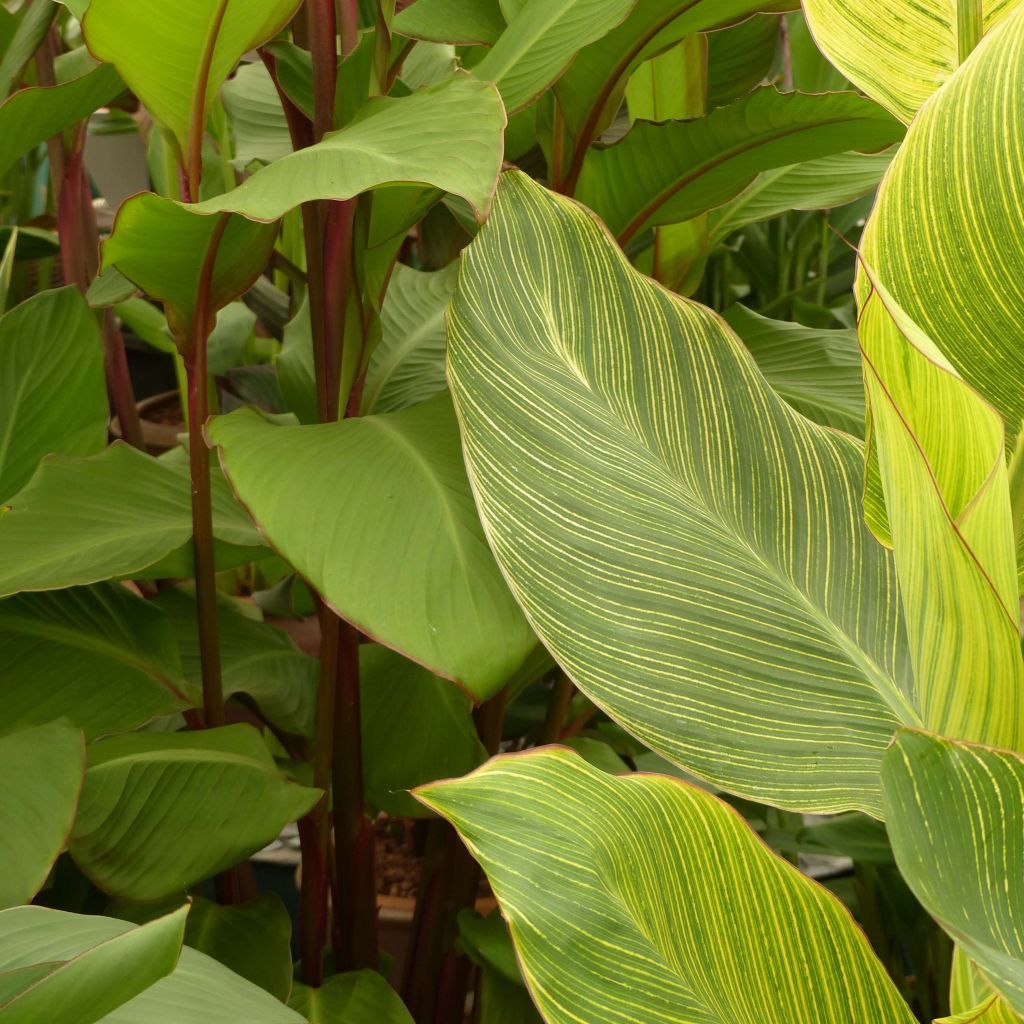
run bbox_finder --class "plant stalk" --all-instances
[957,0,984,64]
[539,671,575,745]
[185,215,230,729]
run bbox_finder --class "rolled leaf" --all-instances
[447,170,912,815]
[419,747,915,1023]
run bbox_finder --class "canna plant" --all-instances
[0,0,1017,1023]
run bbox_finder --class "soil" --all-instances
[146,394,185,427]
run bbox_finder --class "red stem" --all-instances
[308,0,338,142]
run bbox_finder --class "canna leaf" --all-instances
[69,725,320,902]
[575,87,904,244]
[419,748,916,1023]
[0,906,305,1023]
[0,723,85,910]
[940,949,1024,1024]
[0,288,107,501]
[289,969,414,1023]
[803,0,1022,122]
[394,0,507,44]
[209,395,537,699]
[883,730,1024,1015]
[447,170,911,815]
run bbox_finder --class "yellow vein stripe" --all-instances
[941,947,1024,1023]
[859,6,1024,464]
[857,274,1024,751]
[883,730,1024,1015]
[803,0,1022,123]
[447,171,911,816]
[419,748,916,1024]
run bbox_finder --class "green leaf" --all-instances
[0,723,84,910]
[361,644,486,817]
[289,970,414,1023]
[81,0,302,171]
[883,730,1024,1015]
[193,75,505,223]
[447,171,912,815]
[0,443,266,597]
[221,61,293,168]
[102,195,278,347]
[857,272,1023,751]
[0,0,56,97]
[803,0,1020,122]
[154,587,317,737]
[859,7,1024,462]
[419,748,915,1023]
[394,0,506,43]
[941,949,1023,1024]
[471,0,634,114]
[707,14,781,108]
[0,288,107,501]
[576,87,904,244]
[723,305,864,437]
[69,725,320,902]
[0,61,123,178]
[0,584,190,740]
[361,262,459,414]
[0,906,305,1023]
[113,894,293,1003]
[209,395,537,700]
[0,904,187,1023]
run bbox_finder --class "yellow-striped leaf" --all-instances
[857,272,1024,751]
[858,7,1024,457]
[802,0,1022,122]
[939,949,1024,1024]
[882,730,1024,1015]
[418,748,915,1023]
[448,170,915,815]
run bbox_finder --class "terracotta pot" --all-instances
[110,389,184,454]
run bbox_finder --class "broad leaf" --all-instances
[114,894,293,1003]
[803,0,1021,122]
[0,287,107,501]
[82,0,302,171]
[0,444,266,597]
[0,723,84,909]
[0,0,55,97]
[419,748,915,1023]
[723,306,864,437]
[103,196,278,347]
[859,7,1024,458]
[941,949,1023,1024]
[0,584,190,740]
[289,970,414,1023]
[209,396,537,699]
[576,87,904,244]
[221,61,293,168]
[154,587,317,737]
[858,273,1024,751]
[69,725,320,901]
[0,60,123,177]
[361,263,459,414]
[394,0,506,44]
[194,75,505,223]
[883,730,1024,1015]
[361,644,486,817]
[0,906,305,1023]
[447,171,913,815]
[0,905,187,1023]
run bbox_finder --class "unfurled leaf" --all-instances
[289,969,414,1023]
[447,170,911,815]
[0,288,107,501]
[361,263,459,414]
[69,725,320,901]
[724,305,864,437]
[0,584,190,740]
[419,748,915,1023]
[576,87,903,244]
[361,644,486,817]
[394,0,506,44]
[803,0,1020,122]
[82,0,303,174]
[0,444,266,597]
[858,272,1024,751]
[0,906,305,1023]
[154,587,317,737]
[194,75,505,223]
[0,723,84,909]
[221,61,293,168]
[0,905,187,1023]
[210,396,536,698]
[883,730,1024,1015]
[859,7,1024,465]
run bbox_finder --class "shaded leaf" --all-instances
[289,970,413,1023]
